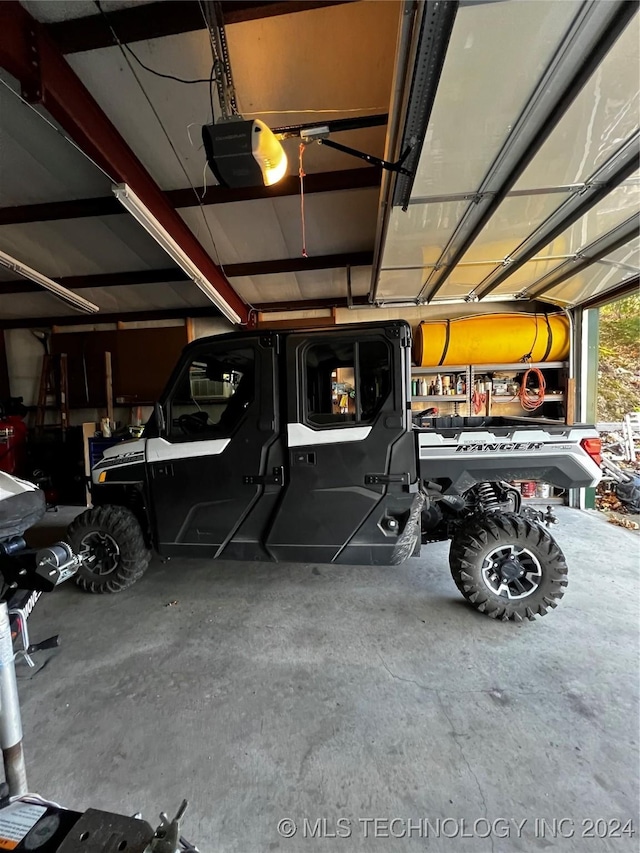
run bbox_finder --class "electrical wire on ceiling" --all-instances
[201,157,209,200]
[120,43,214,84]
[94,2,209,202]
[208,61,217,123]
[195,0,221,121]
[94,2,215,84]
[93,0,231,284]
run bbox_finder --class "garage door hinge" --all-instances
[243,466,284,486]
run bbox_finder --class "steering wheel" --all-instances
[178,411,211,435]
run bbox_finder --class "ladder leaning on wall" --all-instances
[35,353,69,437]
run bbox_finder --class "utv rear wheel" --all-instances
[449,513,567,621]
[68,505,150,593]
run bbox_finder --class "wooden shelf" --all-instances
[473,361,567,371]
[412,365,469,374]
[412,395,468,402]
[412,362,566,373]
[491,394,565,404]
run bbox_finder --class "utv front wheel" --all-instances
[449,513,567,621]
[68,505,150,593]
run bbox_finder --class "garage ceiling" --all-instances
[0,0,637,327]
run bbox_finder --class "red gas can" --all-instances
[520,481,536,498]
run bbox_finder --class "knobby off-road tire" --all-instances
[67,505,150,593]
[449,513,568,622]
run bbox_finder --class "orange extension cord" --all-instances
[472,389,486,415]
[518,365,546,410]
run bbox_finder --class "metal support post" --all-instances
[0,601,27,795]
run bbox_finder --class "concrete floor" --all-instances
[17,507,640,852]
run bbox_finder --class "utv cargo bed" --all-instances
[416,416,601,494]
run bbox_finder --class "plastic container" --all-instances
[520,482,536,498]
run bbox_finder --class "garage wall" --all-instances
[3,303,543,424]
[255,300,543,330]
[3,316,234,427]
[4,328,42,408]
[192,317,235,339]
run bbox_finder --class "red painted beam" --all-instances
[0,251,372,295]
[0,251,372,297]
[0,167,381,225]
[0,1,247,324]
[254,295,369,311]
[0,307,221,330]
[0,196,122,226]
[0,297,371,330]
[225,251,372,277]
[0,269,187,296]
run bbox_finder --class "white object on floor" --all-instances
[0,472,37,502]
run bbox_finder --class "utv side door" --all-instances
[147,335,282,559]
[265,324,417,565]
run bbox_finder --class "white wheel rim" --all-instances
[481,544,542,600]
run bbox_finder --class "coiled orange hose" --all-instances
[518,366,546,410]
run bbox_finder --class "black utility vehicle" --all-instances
[69,321,601,621]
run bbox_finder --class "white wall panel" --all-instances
[21,1,153,23]
[1,281,211,320]
[0,215,172,278]
[231,266,370,305]
[179,188,379,266]
[0,76,111,205]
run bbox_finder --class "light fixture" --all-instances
[112,183,242,324]
[0,250,99,314]
[202,117,288,188]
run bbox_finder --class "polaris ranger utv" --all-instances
[69,321,602,621]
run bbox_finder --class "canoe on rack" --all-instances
[413,313,570,366]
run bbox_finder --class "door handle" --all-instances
[243,466,284,485]
[292,451,316,465]
[153,463,174,478]
[258,415,275,432]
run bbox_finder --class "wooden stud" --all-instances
[566,376,576,425]
[105,351,114,424]
[59,352,69,436]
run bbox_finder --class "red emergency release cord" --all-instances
[299,143,308,258]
